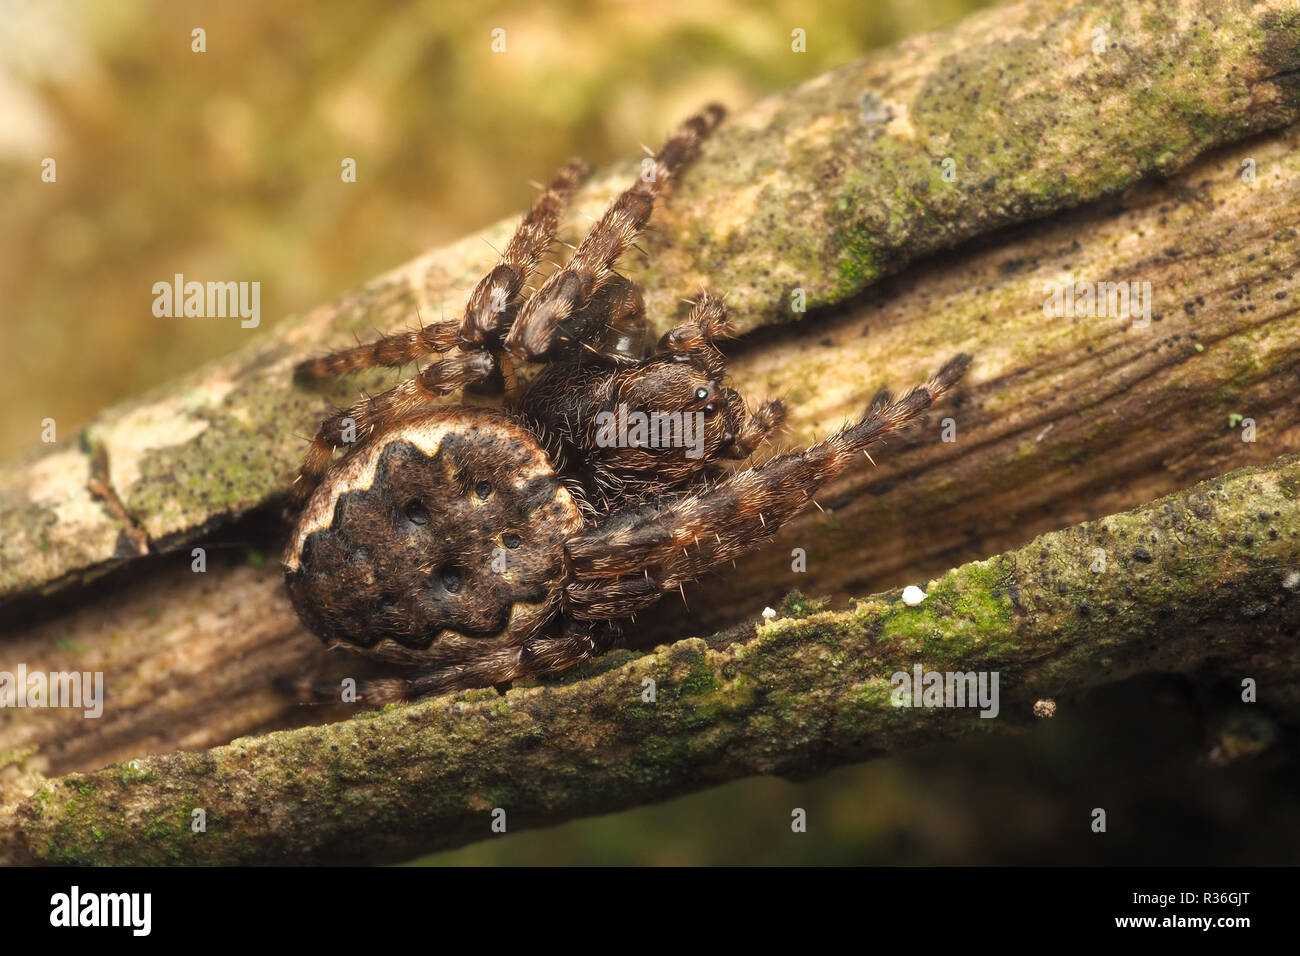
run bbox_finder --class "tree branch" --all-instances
[3,454,1297,865]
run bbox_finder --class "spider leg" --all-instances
[565,574,663,619]
[281,627,613,703]
[721,389,787,459]
[658,290,732,357]
[295,320,462,380]
[658,291,787,459]
[654,289,733,381]
[563,354,971,612]
[293,158,589,380]
[504,104,725,362]
[569,274,653,364]
[460,157,591,347]
[366,645,529,703]
[292,350,496,503]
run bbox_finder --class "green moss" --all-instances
[142,815,177,841]
[114,760,157,784]
[833,224,884,302]
[778,589,831,618]
[877,557,1017,660]
[679,662,719,697]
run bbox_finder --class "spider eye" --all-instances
[694,387,709,401]
[703,403,718,418]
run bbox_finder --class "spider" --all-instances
[283,104,970,704]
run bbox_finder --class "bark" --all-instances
[2,455,1297,865]
[1,0,1300,861]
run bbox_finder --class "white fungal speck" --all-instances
[1283,570,1300,590]
[902,585,927,606]
[761,606,777,621]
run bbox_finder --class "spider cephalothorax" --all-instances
[284,104,969,703]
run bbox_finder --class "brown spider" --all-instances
[283,104,969,704]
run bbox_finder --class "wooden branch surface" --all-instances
[3,455,1297,865]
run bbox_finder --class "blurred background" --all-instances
[0,0,985,462]
[5,0,1295,865]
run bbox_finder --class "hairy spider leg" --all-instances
[293,157,590,380]
[657,291,786,459]
[459,157,591,347]
[504,104,726,362]
[290,159,591,502]
[284,629,607,705]
[291,350,496,504]
[562,354,972,618]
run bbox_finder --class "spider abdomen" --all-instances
[284,407,581,664]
